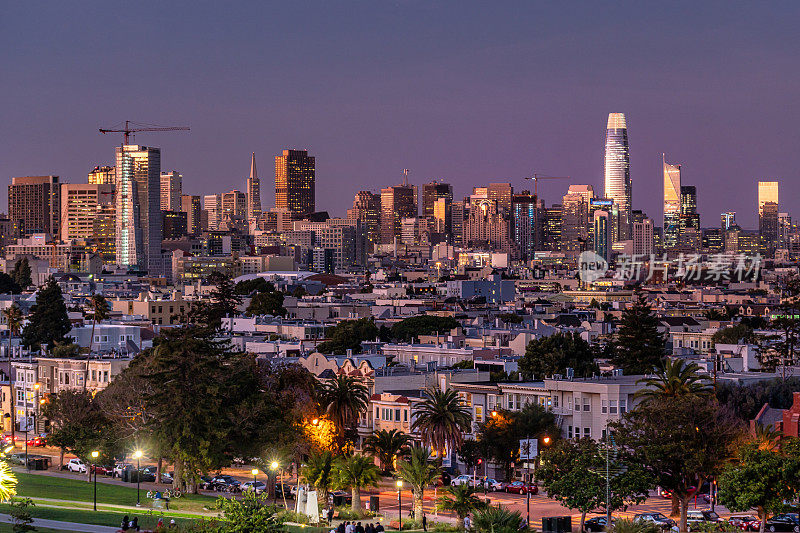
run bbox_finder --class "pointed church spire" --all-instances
[249,152,257,179]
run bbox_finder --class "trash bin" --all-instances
[542,516,571,533]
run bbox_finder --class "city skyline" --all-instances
[2,2,799,226]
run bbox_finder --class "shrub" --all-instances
[607,518,661,533]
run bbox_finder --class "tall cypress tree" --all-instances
[21,277,72,350]
[612,292,665,374]
[11,258,32,289]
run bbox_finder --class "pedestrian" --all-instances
[121,515,130,531]
[169,519,177,529]
[337,522,346,533]
[422,514,427,532]
[365,523,374,533]
[328,507,335,524]
[157,517,164,529]
[356,521,364,533]
[130,517,141,532]
[464,515,471,531]
[346,521,354,533]
[375,523,385,533]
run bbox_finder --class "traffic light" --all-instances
[477,458,483,465]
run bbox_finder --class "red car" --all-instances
[2,435,18,445]
[728,516,759,531]
[26,437,46,447]
[91,464,114,476]
[505,481,539,494]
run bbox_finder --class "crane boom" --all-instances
[99,120,190,145]
[524,172,570,197]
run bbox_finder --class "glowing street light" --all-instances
[133,450,143,506]
[396,480,404,529]
[91,450,99,511]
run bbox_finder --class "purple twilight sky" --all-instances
[2,1,799,228]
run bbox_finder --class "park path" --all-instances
[0,512,119,532]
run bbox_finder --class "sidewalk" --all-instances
[0,512,118,532]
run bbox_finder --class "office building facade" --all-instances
[275,149,315,216]
[246,152,261,222]
[380,184,416,244]
[662,154,681,249]
[160,171,182,212]
[60,184,115,241]
[8,175,61,238]
[180,194,201,236]
[604,113,631,241]
[758,181,779,251]
[88,166,115,185]
[115,145,161,273]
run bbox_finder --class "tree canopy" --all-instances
[519,332,598,379]
[611,293,665,374]
[391,315,459,342]
[21,276,71,350]
[316,318,378,355]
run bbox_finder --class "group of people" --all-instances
[332,520,386,533]
[119,515,177,531]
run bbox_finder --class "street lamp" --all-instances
[133,450,143,506]
[311,418,319,426]
[396,480,403,530]
[251,468,259,493]
[91,450,99,511]
[270,461,280,505]
[491,410,498,418]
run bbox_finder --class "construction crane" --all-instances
[99,120,190,145]
[524,172,570,198]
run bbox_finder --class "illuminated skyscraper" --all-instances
[160,171,182,211]
[203,194,221,231]
[246,152,261,222]
[347,191,381,249]
[662,154,681,249]
[561,193,589,261]
[8,175,60,238]
[721,212,736,230]
[604,113,631,241]
[275,149,315,216]
[679,185,699,231]
[421,181,453,219]
[512,192,540,260]
[115,145,161,272]
[593,210,611,262]
[758,181,779,251]
[180,194,201,235]
[88,165,115,185]
[380,184,416,244]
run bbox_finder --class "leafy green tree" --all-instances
[301,450,335,503]
[316,318,378,355]
[612,293,665,374]
[497,313,523,324]
[11,258,32,290]
[634,359,713,404]
[21,276,71,350]
[142,326,274,491]
[391,315,459,342]
[364,429,411,474]
[85,293,110,389]
[519,332,599,379]
[472,505,525,533]
[333,454,381,511]
[216,491,283,533]
[711,323,757,345]
[247,291,286,317]
[412,387,472,461]
[9,498,35,532]
[716,377,800,421]
[395,446,440,519]
[0,273,21,294]
[476,404,559,481]
[536,438,652,532]
[457,439,482,473]
[203,272,243,330]
[235,277,276,295]
[318,375,370,450]
[3,303,23,431]
[436,484,487,529]
[718,441,800,533]
[612,396,744,532]
[771,275,800,369]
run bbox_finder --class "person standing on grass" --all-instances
[422,514,427,532]
[121,515,130,531]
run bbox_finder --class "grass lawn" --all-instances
[0,528,76,533]
[14,471,216,513]
[0,503,197,530]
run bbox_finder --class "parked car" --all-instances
[634,513,677,531]
[505,481,537,494]
[241,481,267,494]
[728,516,759,531]
[451,474,476,487]
[91,464,114,476]
[67,458,87,474]
[139,466,173,483]
[687,510,723,531]
[584,517,616,532]
[25,436,46,447]
[113,463,132,478]
[2,434,18,445]
[481,478,505,491]
[764,513,799,532]
[208,475,241,492]
[276,483,293,498]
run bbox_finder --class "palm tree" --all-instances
[364,429,412,474]
[436,483,487,529]
[753,424,782,451]
[472,505,526,533]
[301,450,334,504]
[84,294,110,391]
[411,387,472,461]
[634,359,713,403]
[318,375,370,449]
[333,454,381,511]
[395,445,440,519]
[3,304,22,435]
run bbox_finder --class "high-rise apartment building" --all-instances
[8,175,61,238]
[593,210,611,262]
[662,154,681,249]
[60,184,115,241]
[778,213,793,251]
[632,218,654,256]
[758,181,779,251]
[721,212,736,230]
[421,181,453,219]
[604,113,631,241]
[543,205,562,252]
[275,149,315,216]
[160,171,182,212]
[464,192,513,252]
[512,193,540,260]
[679,185,699,228]
[380,184,416,244]
[246,152,261,222]
[115,145,161,273]
[180,194,201,235]
[203,194,221,231]
[88,166,115,185]
[561,193,589,261]
[487,183,513,216]
[451,200,465,247]
[347,191,381,250]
